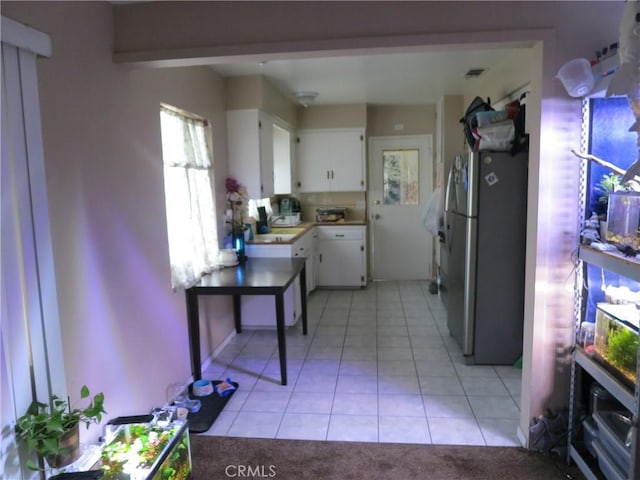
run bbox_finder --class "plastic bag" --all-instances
[422,187,442,236]
[529,409,569,456]
[473,119,515,151]
[475,110,508,127]
[460,96,493,150]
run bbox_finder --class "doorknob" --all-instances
[375,200,381,205]
[373,214,381,220]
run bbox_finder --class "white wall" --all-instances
[0,2,235,441]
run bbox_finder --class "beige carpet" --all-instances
[189,435,585,480]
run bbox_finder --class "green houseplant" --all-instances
[15,385,106,470]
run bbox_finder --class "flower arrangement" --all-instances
[224,177,249,232]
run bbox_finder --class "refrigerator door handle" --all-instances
[462,217,478,357]
[444,165,454,214]
[444,165,455,251]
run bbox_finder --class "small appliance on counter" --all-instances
[278,195,301,215]
[272,196,302,226]
[316,207,347,223]
[271,212,301,227]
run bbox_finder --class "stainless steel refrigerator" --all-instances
[440,150,528,364]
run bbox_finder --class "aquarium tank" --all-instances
[594,303,639,388]
[93,419,191,480]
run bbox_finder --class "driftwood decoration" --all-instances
[571,149,640,185]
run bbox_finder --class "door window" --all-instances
[383,148,419,205]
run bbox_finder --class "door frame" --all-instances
[2,16,64,478]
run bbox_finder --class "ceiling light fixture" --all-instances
[295,91,319,107]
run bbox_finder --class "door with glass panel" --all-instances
[369,135,433,280]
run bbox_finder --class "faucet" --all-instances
[269,215,286,228]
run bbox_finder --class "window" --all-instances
[160,105,218,289]
[382,148,419,205]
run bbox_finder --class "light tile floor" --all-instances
[199,281,523,446]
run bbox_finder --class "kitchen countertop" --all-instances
[248,221,368,245]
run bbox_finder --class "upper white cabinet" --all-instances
[296,128,366,193]
[227,109,294,198]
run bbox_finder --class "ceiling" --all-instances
[208,46,528,106]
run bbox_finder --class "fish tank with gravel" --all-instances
[594,303,639,388]
[92,418,191,480]
[606,191,640,253]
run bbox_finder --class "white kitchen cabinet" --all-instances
[316,226,367,287]
[241,228,315,328]
[310,228,319,292]
[296,128,365,192]
[227,110,294,198]
[241,243,296,328]
[291,229,315,295]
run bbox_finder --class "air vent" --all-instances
[465,68,485,78]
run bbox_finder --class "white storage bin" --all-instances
[593,410,632,473]
[581,416,598,459]
[593,439,626,480]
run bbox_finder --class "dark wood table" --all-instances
[185,257,307,386]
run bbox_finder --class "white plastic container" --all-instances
[556,58,595,97]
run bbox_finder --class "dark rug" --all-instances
[189,435,585,480]
[186,381,239,434]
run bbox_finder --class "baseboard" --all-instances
[187,329,237,385]
[517,425,528,448]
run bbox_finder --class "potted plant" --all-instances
[15,385,106,470]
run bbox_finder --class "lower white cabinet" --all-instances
[316,226,367,287]
[242,229,315,328]
[242,244,296,328]
[291,229,315,295]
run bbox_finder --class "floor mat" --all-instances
[187,380,239,434]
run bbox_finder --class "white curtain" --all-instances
[160,106,219,289]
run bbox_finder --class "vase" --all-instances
[46,423,80,469]
[232,227,247,263]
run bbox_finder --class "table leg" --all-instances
[300,264,308,335]
[233,294,242,333]
[275,292,287,385]
[185,288,202,381]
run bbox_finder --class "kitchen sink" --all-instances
[252,233,297,243]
